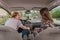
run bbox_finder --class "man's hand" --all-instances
[26,27,30,29]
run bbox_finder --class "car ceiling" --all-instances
[0,0,60,12]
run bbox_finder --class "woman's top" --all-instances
[41,13,54,30]
[41,20,54,30]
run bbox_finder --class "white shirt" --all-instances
[5,18,23,30]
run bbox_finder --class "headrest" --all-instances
[0,25,22,40]
[35,27,60,40]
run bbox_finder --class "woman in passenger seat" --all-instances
[5,12,30,37]
[40,8,55,30]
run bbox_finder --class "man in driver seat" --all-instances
[5,12,30,37]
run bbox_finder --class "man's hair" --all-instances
[11,12,19,18]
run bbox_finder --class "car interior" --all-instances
[0,0,60,40]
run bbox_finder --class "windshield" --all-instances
[12,10,40,20]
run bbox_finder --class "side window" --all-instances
[0,8,10,24]
[50,6,60,24]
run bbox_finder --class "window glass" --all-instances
[0,8,10,24]
[50,6,60,24]
[12,10,40,20]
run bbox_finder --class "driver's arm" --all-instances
[18,20,30,29]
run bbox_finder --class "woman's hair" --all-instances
[40,8,53,22]
[40,8,48,15]
[11,12,19,18]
